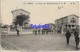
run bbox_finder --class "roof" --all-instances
[45,23,55,26]
[11,9,30,14]
[55,14,79,21]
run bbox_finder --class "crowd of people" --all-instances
[33,28,54,35]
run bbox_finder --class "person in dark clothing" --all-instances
[38,29,40,35]
[16,28,19,36]
[75,35,79,50]
[74,30,77,37]
[65,30,71,45]
[42,29,45,35]
[45,29,48,35]
[74,31,79,50]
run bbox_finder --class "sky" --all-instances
[1,0,79,25]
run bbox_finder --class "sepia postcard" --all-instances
[0,0,80,52]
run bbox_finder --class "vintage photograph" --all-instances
[0,0,80,52]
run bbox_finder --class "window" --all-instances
[65,25,67,28]
[71,17,76,23]
[72,25,74,27]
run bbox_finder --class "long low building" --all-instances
[55,14,79,34]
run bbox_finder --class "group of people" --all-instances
[65,30,79,50]
[15,27,79,50]
[15,28,54,36]
[33,28,54,35]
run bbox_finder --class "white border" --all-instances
[16,0,80,1]
[1,0,80,52]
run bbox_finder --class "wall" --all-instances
[68,15,79,25]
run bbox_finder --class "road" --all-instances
[1,32,80,51]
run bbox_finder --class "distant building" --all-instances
[11,9,30,19]
[47,23,55,30]
[55,14,79,34]
[11,9,30,29]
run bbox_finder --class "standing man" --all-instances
[74,30,77,37]
[42,29,45,35]
[16,28,19,36]
[75,34,79,50]
[65,30,71,45]
[74,30,79,50]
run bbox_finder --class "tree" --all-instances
[13,14,30,26]
[16,15,29,26]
